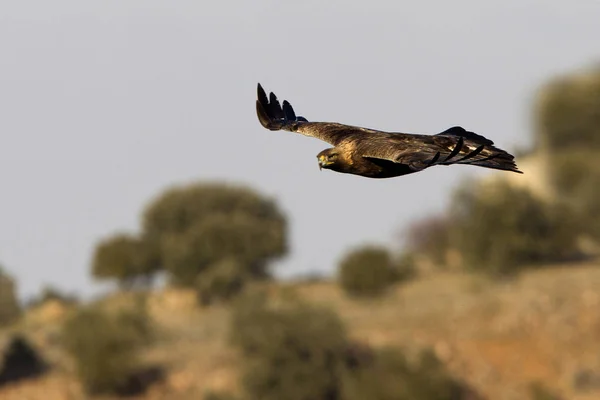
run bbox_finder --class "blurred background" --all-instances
[1,1,600,399]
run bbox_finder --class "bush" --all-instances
[230,293,478,400]
[203,391,239,400]
[0,335,48,386]
[62,306,152,395]
[529,382,563,400]
[546,152,600,241]
[341,348,473,400]
[535,68,600,152]
[393,252,417,282]
[451,181,581,276]
[230,293,348,400]
[338,246,398,298]
[196,258,248,306]
[0,268,20,327]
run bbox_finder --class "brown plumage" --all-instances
[256,83,522,179]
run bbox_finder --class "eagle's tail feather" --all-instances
[256,83,308,131]
[436,127,522,174]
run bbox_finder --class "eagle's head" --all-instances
[317,148,341,171]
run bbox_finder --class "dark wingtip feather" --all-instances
[282,100,296,120]
[257,83,269,108]
[437,126,494,146]
[255,84,308,131]
[256,100,275,130]
[268,92,284,119]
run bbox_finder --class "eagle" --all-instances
[256,83,522,178]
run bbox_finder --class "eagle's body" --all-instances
[256,84,522,178]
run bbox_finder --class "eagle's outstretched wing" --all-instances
[256,83,384,146]
[357,127,522,174]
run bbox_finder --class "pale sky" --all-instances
[1,0,599,300]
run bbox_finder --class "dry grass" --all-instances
[2,262,600,399]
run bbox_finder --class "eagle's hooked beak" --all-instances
[318,155,326,171]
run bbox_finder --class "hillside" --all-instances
[0,265,600,400]
[2,261,600,400]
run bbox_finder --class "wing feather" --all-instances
[358,129,521,174]
[256,83,384,146]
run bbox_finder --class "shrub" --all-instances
[0,268,20,327]
[546,152,600,241]
[529,382,563,400]
[196,258,248,306]
[230,293,478,400]
[62,306,152,395]
[203,391,239,400]
[0,335,48,386]
[450,181,581,276]
[341,348,474,400]
[338,246,398,298]
[392,252,417,282]
[230,293,348,400]
[535,68,600,152]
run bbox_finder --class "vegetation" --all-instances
[0,335,47,386]
[230,292,347,400]
[196,257,247,306]
[26,285,79,308]
[91,234,161,289]
[338,246,405,298]
[230,292,476,400]
[529,382,564,400]
[143,182,287,302]
[450,181,580,276]
[341,348,471,400]
[536,68,600,243]
[0,267,20,327]
[535,67,600,151]
[62,303,153,395]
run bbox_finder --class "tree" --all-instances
[230,293,348,400]
[535,67,600,152]
[0,266,20,326]
[62,304,153,395]
[535,68,600,242]
[450,181,580,276]
[338,246,402,298]
[91,234,160,289]
[142,182,287,300]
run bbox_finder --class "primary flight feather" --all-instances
[256,83,522,178]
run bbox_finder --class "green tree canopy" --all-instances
[91,234,160,288]
[142,182,287,290]
[0,267,20,327]
[337,246,401,298]
[536,67,600,151]
[450,181,580,276]
[535,68,600,241]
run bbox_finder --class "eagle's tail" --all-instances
[435,126,522,174]
[256,83,308,131]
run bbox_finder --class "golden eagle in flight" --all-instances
[256,83,522,178]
